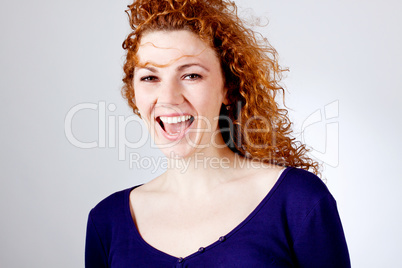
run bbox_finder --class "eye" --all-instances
[140,76,159,82]
[183,73,202,80]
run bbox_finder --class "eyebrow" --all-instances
[136,62,210,73]
[177,63,210,72]
[137,66,158,73]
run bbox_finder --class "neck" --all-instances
[161,146,241,198]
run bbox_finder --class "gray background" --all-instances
[1,0,401,267]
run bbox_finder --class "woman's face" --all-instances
[133,30,227,158]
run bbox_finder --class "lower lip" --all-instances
[157,119,194,141]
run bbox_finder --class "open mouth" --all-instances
[156,115,195,136]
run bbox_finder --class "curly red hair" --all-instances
[122,0,319,174]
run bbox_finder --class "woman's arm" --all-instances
[85,211,108,268]
[292,194,351,268]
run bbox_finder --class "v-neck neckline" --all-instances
[124,166,292,261]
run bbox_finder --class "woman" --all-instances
[85,0,351,267]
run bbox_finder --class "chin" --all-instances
[160,147,196,160]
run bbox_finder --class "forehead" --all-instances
[136,30,218,67]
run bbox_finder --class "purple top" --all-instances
[85,167,350,267]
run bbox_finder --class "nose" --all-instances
[156,78,184,106]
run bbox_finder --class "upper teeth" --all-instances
[159,115,192,124]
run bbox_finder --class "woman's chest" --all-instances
[134,196,261,257]
[109,208,295,268]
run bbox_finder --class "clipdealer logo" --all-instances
[299,100,340,167]
[64,101,148,160]
[64,100,340,168]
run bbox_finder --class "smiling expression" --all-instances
[133,30,228,158]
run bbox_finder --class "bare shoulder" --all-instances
[129,173,166,201]
[129,173,169,227]
[231,157,285,191]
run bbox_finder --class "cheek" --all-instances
[133,91,154,127]
[200,82,225,108]
[133,85,152,109]
[190,89,224,119]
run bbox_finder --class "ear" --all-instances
[222,87,230,105]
